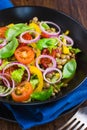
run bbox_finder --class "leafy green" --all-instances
[0,39,3,44]
[69,46,81,54]
[0,37,18,59]
[42,23,50,30]
[5,23,32,41]
[31,86,53,101]
[11,67,25,83]
[0,85,10,94]
[56,82,64,89]
[30,79,39,89]
[62,59,77,79]
[37,38,58,50]
[0,85,6,93]
[0,60,9,70]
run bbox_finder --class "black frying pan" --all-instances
[0,6,87,105]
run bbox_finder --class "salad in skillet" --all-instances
[0,17,81,103]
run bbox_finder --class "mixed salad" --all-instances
[0,17,81,103]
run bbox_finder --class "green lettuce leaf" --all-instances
[30,79,39,89]
[11,67,25,83]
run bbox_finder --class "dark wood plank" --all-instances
[0,0,87,130]
[11,0,87,28]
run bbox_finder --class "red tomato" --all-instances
[14,46,35,64]
[11,81,33,102]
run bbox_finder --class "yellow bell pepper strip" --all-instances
[30,42,36,48]
[7,23,14,28]
[29,22,41,34]
[62,45,70,54]
[29,43,41,57]
[29,66,43,92]
[64,30,69,35]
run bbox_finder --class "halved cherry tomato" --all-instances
[41,48,56,68]
[22,32,32,40]
[51,49,56,58]
[14,46,35,64]
[41,48,56,58]
[0,26,8,38]
[41,32,50,38]
[11,81,33,102]
[41,48,50,68]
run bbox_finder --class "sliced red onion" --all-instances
[0,74,15,97]
[19,30,40,44]
[59,35,74,46]
[0,38,7,48]
[3,62,30,82]
[0,75,10,89]
[43,67,62,84]
[36,55,56,72]
[40,21,61,37]
[2,73,13,87]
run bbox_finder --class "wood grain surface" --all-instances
[0,0,87,130]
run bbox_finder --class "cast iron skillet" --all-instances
[0,6,87,105]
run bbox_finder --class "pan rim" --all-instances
[0,6,87,105]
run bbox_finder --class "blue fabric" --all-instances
[4,78,87,130]
[0,0,13,10]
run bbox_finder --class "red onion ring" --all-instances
[3,62,30,82]
[19,30,40,44]
[0,38,7,48]
[0,75,10,88]
[0,74,15,97]
[40,21,61,37]
[59,35,74,46]
[43,67,62,84]
[36,54,56,72]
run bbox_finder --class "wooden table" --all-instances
[0,0,87,130]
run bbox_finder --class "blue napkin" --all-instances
[0,0,13,10]
[4,77,87,130]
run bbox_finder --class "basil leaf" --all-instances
[0,38,18,59]
[31,86,53,101]
[5,23,31,41]
[37,38,58,50]
[37,38,48,50]
[62,59,77,79]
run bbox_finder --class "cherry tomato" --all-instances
[41,32,50,38]
[11,81,33,102]
[41,48,57,68]
[0,27,8,38]
[14,46,35,64]
[22,32,32,40]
